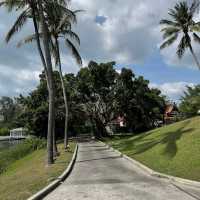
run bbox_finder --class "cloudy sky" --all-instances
[0,0,200,101]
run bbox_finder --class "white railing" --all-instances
[10,128,27,139]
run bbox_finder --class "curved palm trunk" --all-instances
[189,44,200,70]
[38,1,55,165]
[53,117,59,156]
[32,6,58,158]
[32,8,47,74]
[55,37,69,149]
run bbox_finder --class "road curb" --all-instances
[101,141,200,188]
[27,144,78,200]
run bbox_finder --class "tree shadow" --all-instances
[160,127,193,158]
[114,120,194,159]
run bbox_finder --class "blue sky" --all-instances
[0,0,199,102]
[134,51,200,84]
[116,50,200,102]
[133,52,200,102]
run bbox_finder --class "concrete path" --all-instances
[45,141,200,200]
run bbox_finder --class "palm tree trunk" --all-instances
[189,44,200,70]
[32,5,59,158]
[31,7,47,74]
[53,117,59,156]
[55,37,69,149]
[38,1,55,165]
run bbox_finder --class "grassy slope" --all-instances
[0,143,75,200]
[106,117,200,181]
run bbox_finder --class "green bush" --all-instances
[0,127,9,136]
[0,137,46,174]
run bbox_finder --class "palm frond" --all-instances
[63,30,80,45]
[168,8,177,19]
[161,27,180,39]
[193,33,200,43]
[0,0,23,12]
[65,39,82,66]
[58,13,77,31]
[47,2,77,23]
[6,8,29,43]
[160,34,178,50]
[73,9,85,14]
[177,36,188,59]
[56,19,71,33]
[190,0,200,15]
[17,33,43,47]
[160,19,180,27]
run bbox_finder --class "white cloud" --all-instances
[150,82,195,101]
[116,69,122,74]
[71,0,200,68]
[0,0,198,97]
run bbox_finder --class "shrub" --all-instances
[0,127,9,136]
[0,137,46,174]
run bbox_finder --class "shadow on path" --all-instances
[77,156,122,163]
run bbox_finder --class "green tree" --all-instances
[115,69,165,132]
[77,61,117,137]
[17,72,83,139]
[0,96,15,123]
[179,85,200,116]
[160,1,200,69]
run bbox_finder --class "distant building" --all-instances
[116,116,126,127]
[10,128,28,138]
[164,103,179,124]
[107,115,126,135]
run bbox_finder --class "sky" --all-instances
[0,0,200,102]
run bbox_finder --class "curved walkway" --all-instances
[45,141,199,200]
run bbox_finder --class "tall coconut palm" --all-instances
[160,1,200,70]
[37,1,55,164]
[0,0,67,164]
[48,4,82,150]
[18,2,82,150]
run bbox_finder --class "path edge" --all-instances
[100,141,200,188]
[27,144,78,200]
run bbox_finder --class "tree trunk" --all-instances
[32,7,47,74]
[32,8,59,158]
[94,119,108,138]
[53,118,59,156]
[38,1,55,165]
[189,44,200,70]
[55,37,69,150]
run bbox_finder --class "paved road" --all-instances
[45,141,199,200]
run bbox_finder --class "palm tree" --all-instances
[18,2,82,150]
[38,1,55,164]
[160,1,200,70]
[0,0,68,164]
[48,4,82,150]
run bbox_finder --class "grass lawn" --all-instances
[0,143,76,200]
[105,116,200,182]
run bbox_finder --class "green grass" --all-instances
[106,116,200,181]
[0,143,76,200]
[0,138,46,174]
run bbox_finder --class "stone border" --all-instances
[27,144,78,200]
[101,142,200,188]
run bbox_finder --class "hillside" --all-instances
[107,117,200,181]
